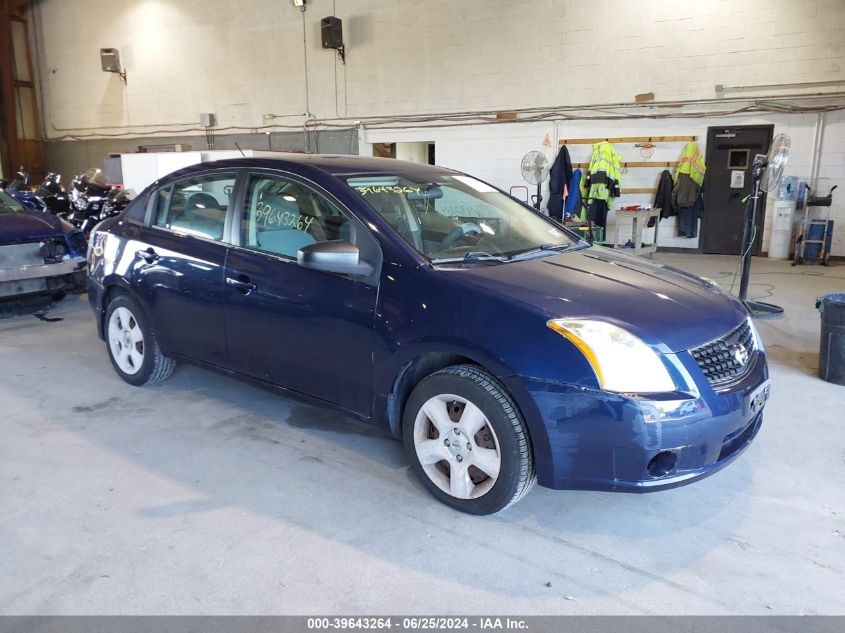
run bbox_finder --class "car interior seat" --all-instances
[281,184,328,242]
[255,193,316,257]
[367,193,422,249]
[173,192,225,239]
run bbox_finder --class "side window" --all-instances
[240,174,356,259]
[153,173,236,241]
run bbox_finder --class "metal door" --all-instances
[701,125,773,255]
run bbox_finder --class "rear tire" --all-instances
[105,295,175,386]
[402,364,535,515]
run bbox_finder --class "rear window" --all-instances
[151,173,236,241]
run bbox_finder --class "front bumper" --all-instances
[506,350,768,492]
[0,254,86,298]
[0,256,86,283]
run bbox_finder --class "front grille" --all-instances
[690,319,756,388]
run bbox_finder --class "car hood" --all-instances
[0,209,70,242]
[449,246,748,352]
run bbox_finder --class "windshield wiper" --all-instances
[430,251,509,265]
[509,242,574,261]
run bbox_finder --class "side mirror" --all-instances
[297,240,373,276]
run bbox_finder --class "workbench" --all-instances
[611,208,661,257]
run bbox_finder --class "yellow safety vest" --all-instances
[675,142,706,187]
[580,141,622,204]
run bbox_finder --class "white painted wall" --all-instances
[31,0,845,135]
[394,142,430,164]
[28,0,845,254]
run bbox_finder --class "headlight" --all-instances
[547,319,676,393]
[74,196,87,210]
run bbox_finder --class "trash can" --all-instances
[817,293,845,385]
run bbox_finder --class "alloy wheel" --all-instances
[108,306,145,375]
[413,393,501,499]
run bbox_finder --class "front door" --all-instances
[223,171,382,415]
[701,125,773,255]
[131,170,237,365]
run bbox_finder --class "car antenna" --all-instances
[234,142,246,157]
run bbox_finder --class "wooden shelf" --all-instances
[621,187,658,194]
[572,160,679,168]
[559,135,696,145]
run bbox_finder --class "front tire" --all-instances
[105,295,175,386]
[402,364,535,514]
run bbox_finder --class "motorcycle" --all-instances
[78,186,137,237]
[66,168,118,231]
[34,172,71,216]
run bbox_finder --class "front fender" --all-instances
[374,338,515,399]
[372,338,554,487]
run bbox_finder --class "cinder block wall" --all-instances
[28,0,845,254]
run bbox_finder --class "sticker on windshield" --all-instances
[548,228,563,237]
[353,185,421,196]
[452,175,496,193]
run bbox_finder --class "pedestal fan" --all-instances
[520,151,549,211]
[738,133,790,318]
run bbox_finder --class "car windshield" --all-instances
[342,173,579,262]
[0,189,25,214]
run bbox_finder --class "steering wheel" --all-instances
[439,222,483,250]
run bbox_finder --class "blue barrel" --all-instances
[804,220,834,262]
[817,293,845,385]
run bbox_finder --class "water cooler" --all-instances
[768,200,796,259]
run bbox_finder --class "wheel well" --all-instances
[386,352,476,437]
[99,285,128,334]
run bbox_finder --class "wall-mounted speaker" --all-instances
[100,48,121,73]
[321,16,343,50]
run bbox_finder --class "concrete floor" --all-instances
[1,254,844,615]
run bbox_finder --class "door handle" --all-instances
[226,276,257,294]
[136,247,159,263]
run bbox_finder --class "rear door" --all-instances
[130,170,238,365]
[222,170,382,415]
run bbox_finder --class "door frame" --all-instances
[701,124,774,256]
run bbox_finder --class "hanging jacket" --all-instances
[694,185,706,218]
[580,141,622,205]
[673,173,700,210]
[674,141,705,187]
[564,169,583,218]
[654,169,675,218]
[548,145,573,220]
[677,185,706,238]
[672,141,706,214]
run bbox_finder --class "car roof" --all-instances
[159,153,458,184]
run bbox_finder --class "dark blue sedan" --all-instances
[87,155,768,514]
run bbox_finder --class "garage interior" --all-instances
[2,0,845,619]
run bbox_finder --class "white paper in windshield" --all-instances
[452,175,496,193]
